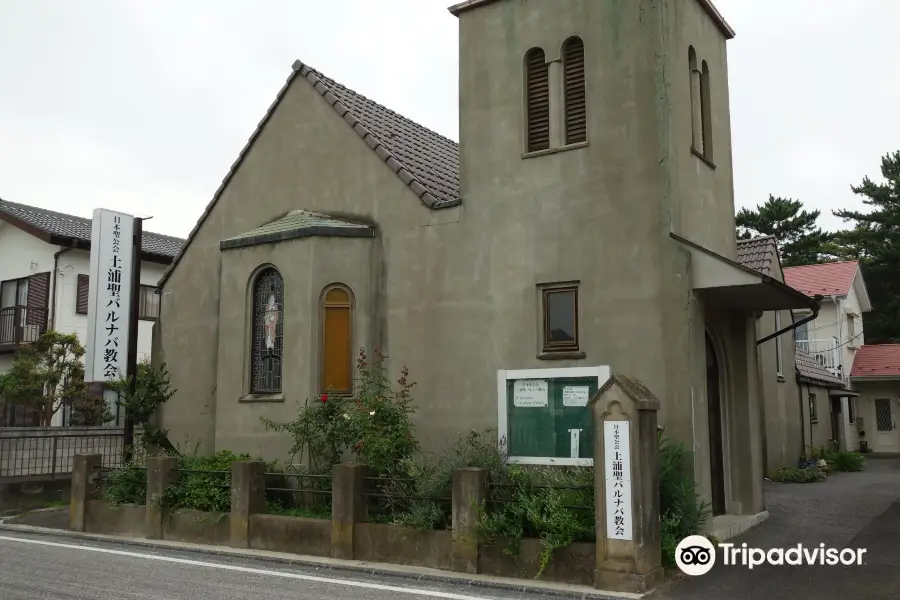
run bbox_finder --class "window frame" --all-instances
[319,284,354,396]
[75,274,90,315]
[561,36,587,145]
[0,277,28,308]
[248,267,285,396]
[524,47,551,153]
[138,285,160,321]
[809,392,818,423]
[541,285,580,353]
[848,397,856,424]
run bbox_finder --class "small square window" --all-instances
[542,286,579,352]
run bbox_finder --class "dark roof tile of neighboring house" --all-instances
[736,235,779,277]
[783,261,859,297]
[850,344,900,379]
[160,60,461,287]
[0,197,184,259]
[795,348,844,387]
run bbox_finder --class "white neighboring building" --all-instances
[0,198,183,426]
[783,261,872,453]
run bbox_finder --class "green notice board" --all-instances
[498,367,611,465]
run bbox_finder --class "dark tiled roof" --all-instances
[736,235,779,277]
[220,210,375,251]
[0,197,184,258]
[160,60,461,287]
[296,62,460,208]
[795,348,844,387]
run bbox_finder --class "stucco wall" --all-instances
[156,67,451,455]
[214,237,378,458]
[157,0,763,515]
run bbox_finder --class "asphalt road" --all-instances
[0,531,569,600]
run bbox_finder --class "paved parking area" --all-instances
[653,458,900,600]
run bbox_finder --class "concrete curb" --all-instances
[0,522,641,600]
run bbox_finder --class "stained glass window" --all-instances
[251,268,284,394]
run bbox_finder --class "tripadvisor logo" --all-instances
[675,536,868,575]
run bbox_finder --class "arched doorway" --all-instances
[706,333,727,515]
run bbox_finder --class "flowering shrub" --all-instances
[261,348,418,476]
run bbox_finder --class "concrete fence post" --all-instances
[145,455,177,540]
[68,453,101,532]
[230,460,265,548]
[590,374,664,594]
[451,467,487,574]
[331,463,368,560]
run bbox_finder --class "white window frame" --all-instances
[497,366,610,466]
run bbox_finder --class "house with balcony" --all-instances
[0,198,184,426]
[783,260,872,453]
[850,344,900,454]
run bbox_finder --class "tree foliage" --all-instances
[736,195,835,267]
[2,330,107,426]
[832,151,900,343]
[109,360,177,452]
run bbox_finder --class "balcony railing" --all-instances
[0,305,48,347]
[795,338,842,376]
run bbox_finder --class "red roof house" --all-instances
[850,344,900,380]
[783,261,869,302]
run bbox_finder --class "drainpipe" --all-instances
[756,294,823,345]
[797,379,807,460]
[51,247,73,330]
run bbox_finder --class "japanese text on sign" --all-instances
[604,420,633,540]
[84,209,134,383]
[513,379,549,407]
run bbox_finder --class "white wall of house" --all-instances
[790,271,869,453]
[0,221,168,425]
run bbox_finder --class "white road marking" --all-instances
[0,534,502,600]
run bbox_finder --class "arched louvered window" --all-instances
[320,285,353,395]
[250,268,284,394]
[562,37,586,144]
[688,46,702,152]
[524,48,550,152]
[700,60,713,160]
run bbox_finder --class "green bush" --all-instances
[658,435,711,568]
[824,450,866,472]
[475,463,594,578]
[261,348,418,476]
[103,463,148,506]
[771,466,826,483]
[157,450,252,513]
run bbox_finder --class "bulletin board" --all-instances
[497,366,612,466]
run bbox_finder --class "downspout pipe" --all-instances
[755,294,824,345]
[51,247,74,330]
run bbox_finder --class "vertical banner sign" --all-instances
[84,209,135,383]
[604,421,633,541]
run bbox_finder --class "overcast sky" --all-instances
[1,0,897,239]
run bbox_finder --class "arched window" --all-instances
[250,268,284,394]
[524,47,550,152]
[688,46,702,152]
[320,285,353,395]
[562,36,586,144]
[700,60,713,160]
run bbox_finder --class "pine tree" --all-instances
[736,195,834,267]
[832,151,900,343]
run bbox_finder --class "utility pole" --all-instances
[123,217,143,461]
